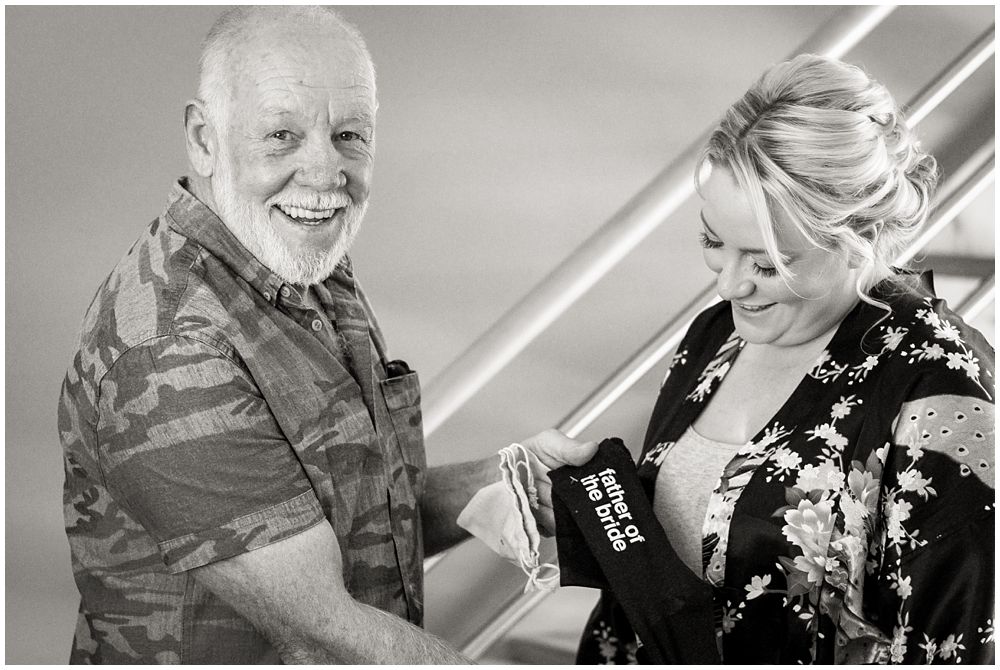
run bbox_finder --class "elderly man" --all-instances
[58,6,593,664]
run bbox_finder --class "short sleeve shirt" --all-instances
[59,179,427,663]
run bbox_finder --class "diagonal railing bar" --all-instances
[957,275,996,323]
[904,26,995,128]
[562,284,721,438]
[896,156,995,267]
[421,5,897,437]
[459,147,996,660]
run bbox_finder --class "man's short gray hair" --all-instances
[197,5,375,127]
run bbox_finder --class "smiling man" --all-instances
[58,6,594,664]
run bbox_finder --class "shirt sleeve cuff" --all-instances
[158,490,326,573]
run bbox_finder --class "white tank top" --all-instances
[652,426,744,575]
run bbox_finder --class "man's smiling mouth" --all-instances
[273,204,340,225]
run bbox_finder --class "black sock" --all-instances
[550,437,720,664]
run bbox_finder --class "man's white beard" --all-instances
[212,157,366,287]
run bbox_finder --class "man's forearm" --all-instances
[193,523,471,664]
[421,455,501,556]
[273,599,469,664]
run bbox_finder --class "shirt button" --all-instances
[280,286,291,298]
[263,291,272,301]
[311,319,323,331]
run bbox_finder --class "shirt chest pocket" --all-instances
[379,369,426,498]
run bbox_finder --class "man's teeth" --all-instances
[277,205,337,220]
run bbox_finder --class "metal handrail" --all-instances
[957,275,996,322]
[421,5,897,436]
[904,26,995,128]
[458,146,995,660]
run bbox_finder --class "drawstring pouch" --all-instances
[457,443,560,592]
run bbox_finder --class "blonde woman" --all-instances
[573,55,994,664]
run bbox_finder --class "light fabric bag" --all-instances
[457,443,559,592]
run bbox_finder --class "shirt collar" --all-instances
[163,178,356,304]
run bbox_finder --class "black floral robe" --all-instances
[578,276,995,664]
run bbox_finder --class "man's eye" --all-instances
[336,131,364,142]
[270,130,293,141]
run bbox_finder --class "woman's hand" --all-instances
[520,429,599,535]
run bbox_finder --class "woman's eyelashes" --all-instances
[698,232,723,249]
[699,232,778,278]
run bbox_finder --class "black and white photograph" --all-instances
[6,4,996,664]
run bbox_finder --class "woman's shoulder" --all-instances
[880,276,993,393]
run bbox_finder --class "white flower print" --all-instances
[721,600,746,633]
[938,633,965,660]
[897,469,935,500]
[593,621,618,662]
[623,641,638,665]
[745,574,772,600]
[782,499,835,585]
[918,635,938,662]
[915,341,946,361]
[689,375,716,403]
[766,447,801,482]
[795,460,845,495]
[829,395,859,420]
[641,441,673,467]
[934,321,963,343]
[686,335,742,402]
[805,423,848,452]
[891,613,912,663]
[946,350,982,381]
[846,468,880,509]
[838,495,869,537]
[893,574,913,600]
[916,307,942,329]
[884,497,913,544]
[906,441,925,461]
[978,619,994,645]
[754,423,793,450]
[908,299,991,398]
[882,326,907,351]
[808,349,848,383]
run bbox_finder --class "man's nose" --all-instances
[295,140,347,190]
[716,260,755,302]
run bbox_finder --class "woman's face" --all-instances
[698,165,861,349]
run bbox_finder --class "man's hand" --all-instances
[520,429,598,535]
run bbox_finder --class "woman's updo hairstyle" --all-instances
[696,54,938,304]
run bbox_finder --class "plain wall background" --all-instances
[6,5,994,663]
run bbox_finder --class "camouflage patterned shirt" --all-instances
[59,180,426,663]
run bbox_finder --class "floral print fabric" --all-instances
[577,277,994,664]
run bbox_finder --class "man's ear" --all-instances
[184,100,217,178]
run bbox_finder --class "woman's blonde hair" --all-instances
[697,54,938,307]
